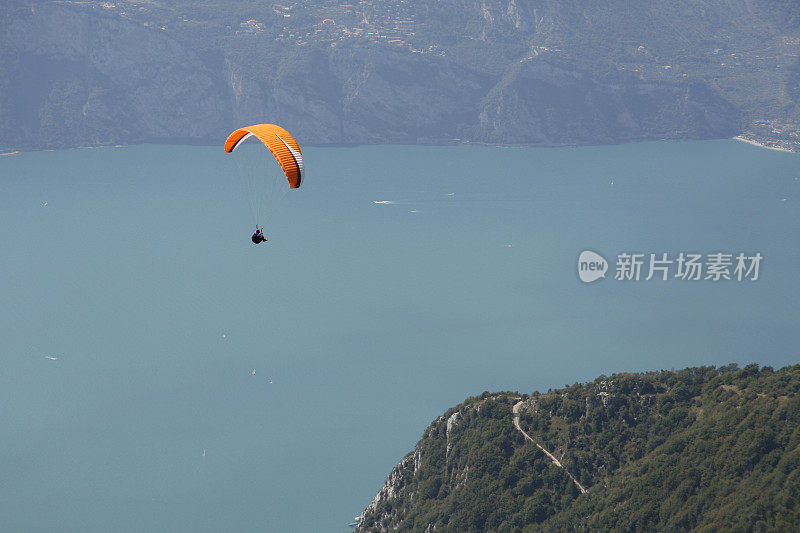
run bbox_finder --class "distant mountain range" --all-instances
[2,1,799,151]
[356,364,800,531]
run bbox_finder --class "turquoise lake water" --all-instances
[1,140,799,531]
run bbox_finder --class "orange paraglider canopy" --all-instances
[224,124,304,188]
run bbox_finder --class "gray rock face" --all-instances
[476,61,740,145]
[2,5,229,150]
[0,2,785,151]
[331,47,489,144]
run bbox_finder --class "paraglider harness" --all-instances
[251,226,267,244]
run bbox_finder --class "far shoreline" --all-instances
[732,136,797,154]
[2,137,798,155]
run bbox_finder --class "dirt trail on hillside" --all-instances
[512,401,587,494]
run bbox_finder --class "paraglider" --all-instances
[224,124,305,241]
[251,226,267,244]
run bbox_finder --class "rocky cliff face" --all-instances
[0,2,796,151]
[475,61,739,145]
[2,5,229,150]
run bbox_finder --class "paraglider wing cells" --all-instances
[224,124,304,188]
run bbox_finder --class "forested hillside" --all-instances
[357,364,800,531]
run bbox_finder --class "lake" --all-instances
[1,140,799,531]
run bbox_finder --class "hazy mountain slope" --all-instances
[1,1,798,151]
[356,365,800,532]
